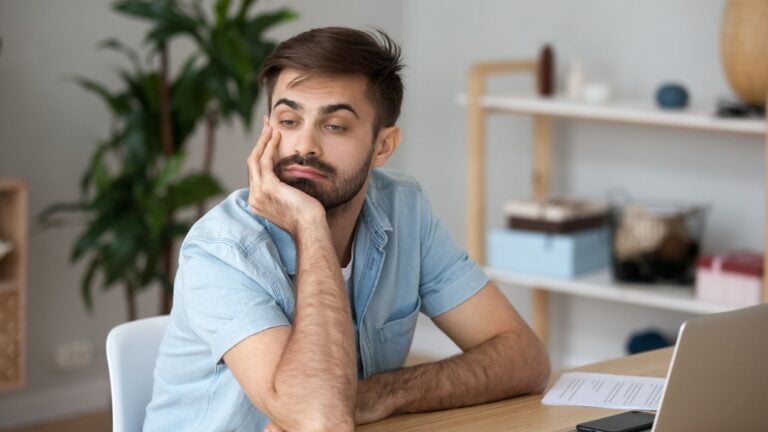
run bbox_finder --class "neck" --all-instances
[326,183,368,268]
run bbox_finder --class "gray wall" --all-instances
[0,0,403,427]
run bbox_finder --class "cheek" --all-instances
[274,131,299,159]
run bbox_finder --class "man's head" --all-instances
[259,27,404,136]
[258,27,404,214]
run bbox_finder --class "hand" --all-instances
[355,378,397,425]
[247,117,325,236]
[263,422,286,432]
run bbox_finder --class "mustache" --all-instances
[274,154,337,177]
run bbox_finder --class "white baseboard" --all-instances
[0,376,111,429]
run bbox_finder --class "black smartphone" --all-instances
[576,411,655,432]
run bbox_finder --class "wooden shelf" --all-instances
[488,268,735,315]
[457,93,766,135]
[0,178,26,391]
[463,59,767,344]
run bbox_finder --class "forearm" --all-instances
[357,330,550,420]
[268,222,357,430]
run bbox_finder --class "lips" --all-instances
[283,165,327,180]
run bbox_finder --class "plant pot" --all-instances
[721,0,768,105]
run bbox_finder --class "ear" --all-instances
[371,126,401,168]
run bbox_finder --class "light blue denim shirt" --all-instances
[143,168,489,431]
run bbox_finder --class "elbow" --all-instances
[528,336,551,394]
[263,388,355,432]
[292,411,355,432]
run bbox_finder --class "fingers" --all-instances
[263,422,286,432]
[260,129,281,184]
[247,119,272,186]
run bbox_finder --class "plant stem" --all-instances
[159,43,174,156]
[126,281,137,321]
[162,240,174,315]
[197,109,219,218]
[159,42,176,315]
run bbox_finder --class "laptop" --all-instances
[651,302,768,431]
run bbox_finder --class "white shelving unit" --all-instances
[476,93,765,135]
[486,268,735,315]
[464,60,767,344]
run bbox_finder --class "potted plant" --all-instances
[39,0,296,320]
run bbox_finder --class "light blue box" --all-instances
[487,227,610,278]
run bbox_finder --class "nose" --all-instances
[291,126,323,158]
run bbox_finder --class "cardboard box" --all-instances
[696,251,763,307]
[487,227,610,278]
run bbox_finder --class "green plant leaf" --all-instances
[98,38,143,73]
[214,0,232,28]
[71,214,112,261]
[154,152,186,191]
[235,0,256,22]
[165,174,223,210]
[75,78,129,114]
[37,202,89,229]
[245,9,298,39]
[80,141,112,193]
[81,257,101,312]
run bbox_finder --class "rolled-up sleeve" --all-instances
[179,241,290,365]
[417,192,489,317]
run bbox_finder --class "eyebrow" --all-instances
[321,103,359,119]
[272,98,360,119]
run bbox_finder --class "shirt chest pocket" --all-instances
[376,297,421,370]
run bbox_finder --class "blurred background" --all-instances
[0,0,764,429]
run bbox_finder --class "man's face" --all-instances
[268,69,378,212]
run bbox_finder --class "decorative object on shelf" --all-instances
[504,197,610,233]
[537,44,555,97]
[0,239,12,263]
[655,83,689,110]
[696,250,763,307]
[612,203,707,284]
[626,329,672,355]
[581,82,612,105]
[715,98,765,118]
[566,60,584,101]
[721,0,768,105]
[488,227,610,279]
[490,197,612,278]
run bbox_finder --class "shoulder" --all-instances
[369,168,423,192]
[182,188,272,258]
[364,169,437,231]
[367,168,427,208]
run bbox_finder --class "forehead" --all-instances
[272,69,374,117]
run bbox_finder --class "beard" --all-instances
[275,144,375,214]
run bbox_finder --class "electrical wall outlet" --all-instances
[54,339,94,371]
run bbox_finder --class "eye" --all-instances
[279,119,299,128]
[325,124,347,133]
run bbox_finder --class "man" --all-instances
[144,27,549,432]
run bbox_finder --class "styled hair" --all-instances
[258,27,404,134]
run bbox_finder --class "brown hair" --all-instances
[258,27,404,134]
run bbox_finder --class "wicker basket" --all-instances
[0,291,21,388]
[612,204,707,284]
[721,0,768,105]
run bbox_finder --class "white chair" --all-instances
[106,315,169,432]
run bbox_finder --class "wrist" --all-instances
[356,375,401,424]
[292,209,327,237]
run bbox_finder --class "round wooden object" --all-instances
[721,0,768,105]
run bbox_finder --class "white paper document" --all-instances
[542,372,666,411]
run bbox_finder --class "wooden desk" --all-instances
[358,348,672,432]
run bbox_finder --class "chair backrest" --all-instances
[106,315,169,432]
